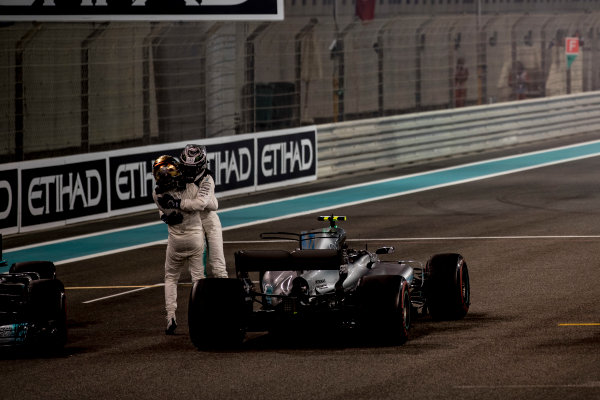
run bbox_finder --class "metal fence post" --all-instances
[295,18,318,127]
[81,22,109,153]
[243,22,270,134]
[14,22,42,162]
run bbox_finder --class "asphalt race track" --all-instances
[1,137,599,400]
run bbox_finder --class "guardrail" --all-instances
[317,92,600,178]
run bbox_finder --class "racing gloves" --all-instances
[158,194,181,210]
[161,212,183,225]
[158,194,183,225]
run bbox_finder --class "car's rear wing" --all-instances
[235,249,343,275]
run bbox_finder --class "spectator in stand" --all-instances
[509,61,529,100]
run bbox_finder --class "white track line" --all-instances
[54,240,167,266]
[45,235,600,266]
[456,382,600,389]
[6,221,162,253]
[223,235,600,244]
[82,283,164,304]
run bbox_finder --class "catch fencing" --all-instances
[2,7,600,162]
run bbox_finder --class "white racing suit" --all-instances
[197,174,228,279]
[153,178,217,323]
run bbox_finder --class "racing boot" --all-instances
[165,317,177,335]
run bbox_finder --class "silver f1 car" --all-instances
[0,235,67,351]
[188,216,470,349]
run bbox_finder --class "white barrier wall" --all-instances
[317,92,600,178]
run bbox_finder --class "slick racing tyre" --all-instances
[426,253,470,320]
[29,279,67,350]
[188,278,246,350]
[357,275,410,345]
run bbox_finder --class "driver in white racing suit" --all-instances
[179,144,228,280]
[152,154,217,335]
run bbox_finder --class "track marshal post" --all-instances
[565,36,579,94]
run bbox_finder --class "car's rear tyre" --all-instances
[188,278,246,350]
[29,279,67,350]
[357,275,410,345]
[426,253,470,320]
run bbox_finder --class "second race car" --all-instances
[0,235,67,351]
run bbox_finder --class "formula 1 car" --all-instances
[0,235,67,350]
[188,216,470,349]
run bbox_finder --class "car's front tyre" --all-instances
[426,253,470,320]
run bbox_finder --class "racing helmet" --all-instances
[180,144,207,182]
[152,155,182,190]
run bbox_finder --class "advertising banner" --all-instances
[108,138,257,211]
[0,126,317,234]
[20,159,108,228]
[0,169,18,233]
[256,128,317,189]
[206,138,255,194]
[0,0,284,21]
[109,150,173,212]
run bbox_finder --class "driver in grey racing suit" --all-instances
[152,155,218,335]
[179,144,228,280]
